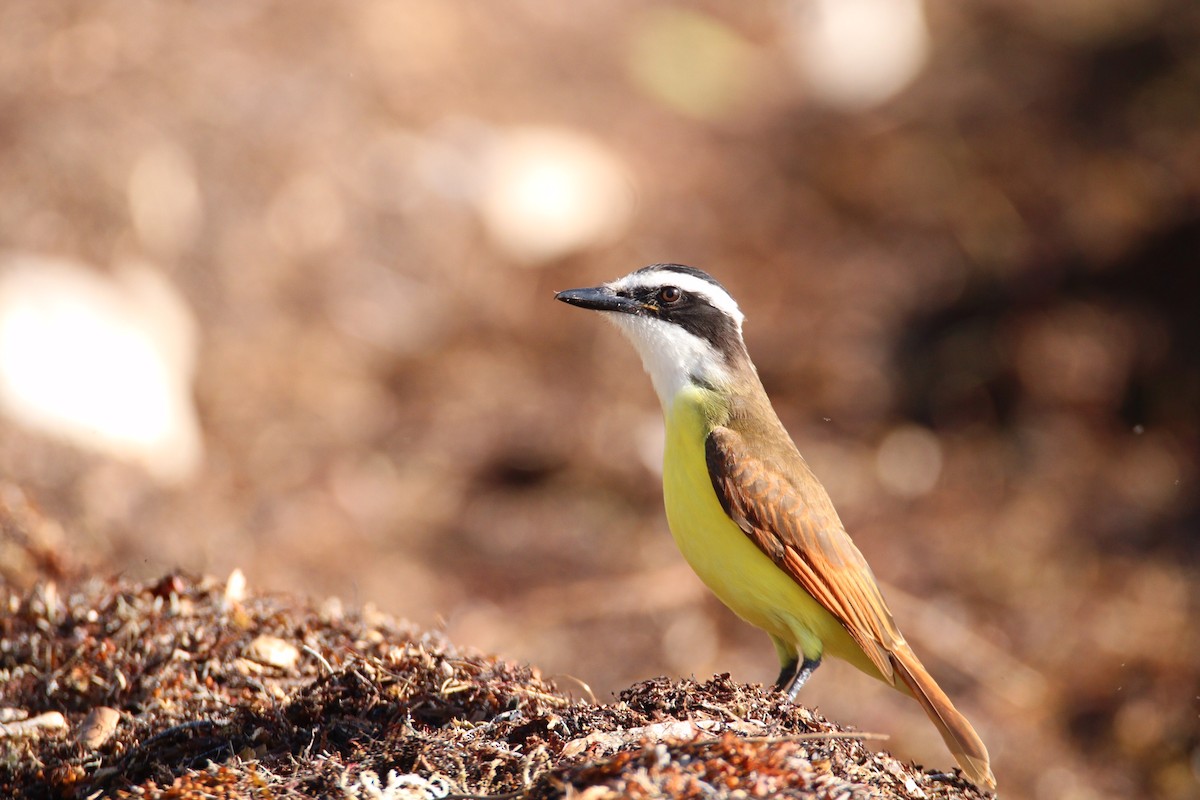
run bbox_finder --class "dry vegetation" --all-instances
[1,573,990,799]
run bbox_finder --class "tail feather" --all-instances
[890,644,996,791]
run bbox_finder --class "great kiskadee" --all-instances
[556,264,995,790]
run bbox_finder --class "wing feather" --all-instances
[705,423,997,789]
[706,425,902,680]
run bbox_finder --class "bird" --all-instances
[555,264,996,790]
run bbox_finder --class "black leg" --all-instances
[773,657,799,692]
[783,656,821,701]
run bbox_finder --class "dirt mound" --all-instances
[0,574,988,799]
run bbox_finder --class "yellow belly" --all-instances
[661,388,878,677]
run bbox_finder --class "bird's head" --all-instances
[556,264,750,407]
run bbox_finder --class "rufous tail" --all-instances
[890,644,996,791]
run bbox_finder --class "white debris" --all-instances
[338,769,454,800]
[0,711,68,738]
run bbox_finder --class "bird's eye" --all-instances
[659,286,683,304]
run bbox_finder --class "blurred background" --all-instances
[0,1,1197,797]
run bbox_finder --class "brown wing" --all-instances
[705,424,903,681]
[706,425,998,789]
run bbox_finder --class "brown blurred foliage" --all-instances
[0,2,1197,798]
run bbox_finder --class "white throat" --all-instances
[604,313,730,409]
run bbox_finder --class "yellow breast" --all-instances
[661,386,874,674]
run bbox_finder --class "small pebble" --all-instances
[77,706,121,749]
[245,635,300,670]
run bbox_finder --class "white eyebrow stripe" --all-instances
[607,269,744,327]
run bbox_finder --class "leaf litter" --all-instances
[0,574,992,799]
